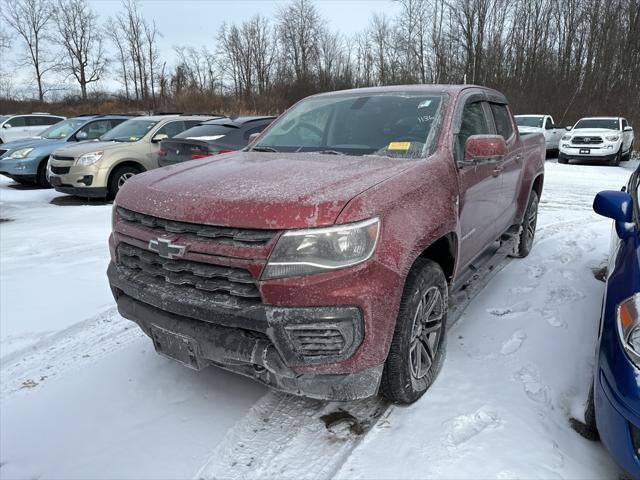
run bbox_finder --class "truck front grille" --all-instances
[572,136,603,145]
[117,207,276,247]
[51,166,70,174]
[285,326,346,356]
[117,243,261,301]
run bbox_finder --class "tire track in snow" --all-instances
[0,306,143,400]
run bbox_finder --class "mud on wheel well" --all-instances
[417,234,457,283]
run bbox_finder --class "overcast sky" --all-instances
[2,0,402,97]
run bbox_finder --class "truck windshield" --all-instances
[40,119,89,139]
[102,119,159,142]
[574,119,619,130]
[515,116,544,128]
[253,93,444,158]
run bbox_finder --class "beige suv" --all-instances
[48,114,219,198]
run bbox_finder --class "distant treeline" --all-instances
[1,0,639,128]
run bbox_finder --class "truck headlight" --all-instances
[561,135,572,141]
[76,151,103,166]
[7,148,34,159]
[605,135,620,142]
[262,217,380,279]
[617,294,640,368]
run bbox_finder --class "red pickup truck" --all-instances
[108,85,545,404]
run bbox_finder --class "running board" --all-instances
[448,236,517,326]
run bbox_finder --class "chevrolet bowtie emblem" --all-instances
[149,238,186,259]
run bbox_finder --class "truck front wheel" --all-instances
[510,190,539,258]
[380,258,448,404]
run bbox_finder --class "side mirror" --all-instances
[593,190,635,239]
[624,126,633,132]
[152,133,169,143]
[565,126,572,131]
[462,134,507,166]
[248,132,261,143]
[3,123,11,129]
[76,131,88,140]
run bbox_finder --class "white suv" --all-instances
[559,116,634,166]
[0,113,66,143]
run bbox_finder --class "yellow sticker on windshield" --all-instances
[388,142,411,151]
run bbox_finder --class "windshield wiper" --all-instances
[251,146,278,152]
[313,149,346,155]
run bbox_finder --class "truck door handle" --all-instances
[492,166,503,177]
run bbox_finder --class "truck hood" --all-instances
[53,140,125,157]
[569,128,620,137]
[117,152,416,229]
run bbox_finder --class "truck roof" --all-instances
[579,116,620,120]
[310,84,505,99]
[515,114,548,117]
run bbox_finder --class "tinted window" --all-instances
[77,120,113,140]
[7,116,26,127]
[156,121,187,138]
[458,101,490,156]
[26,115,60,127]
[544,117,555,130]
[490,104,514,140]
[622,119,628,128]
[574,119,619,130]
[244,124,269,141]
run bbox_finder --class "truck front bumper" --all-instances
[108,262,382,400]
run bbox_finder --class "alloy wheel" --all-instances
[409,286,445,379]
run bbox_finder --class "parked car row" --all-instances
[516,114,635,166]
[0,112,275,198]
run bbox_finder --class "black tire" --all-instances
[510,190,539,258]
[585,383,598,434]
[610,148,621,166]
[558,155,568,164]
[107,164,140,200]
[36,158,50,188]
[380,258,448,404]
[622,142,633,162]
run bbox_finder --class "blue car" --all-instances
[0,115,131,187]
[590,164,640,477]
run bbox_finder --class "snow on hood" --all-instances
[116,151,416,230]
[517,126,543,132]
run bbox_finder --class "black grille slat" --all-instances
[118,243,261,299]
[51,166,70,174]
[51,155,75,162]
[572,136,603,145]
[286,326,346,356]
[117,207,276,246]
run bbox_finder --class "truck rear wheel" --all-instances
[622,142,634,161]
[380,258,448,404]
[510,190,538,258]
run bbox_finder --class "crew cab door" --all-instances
[622,118,634,151]
[455,97,502,269]
[489,102,522,234]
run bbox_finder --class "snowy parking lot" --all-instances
[1,158,638,479]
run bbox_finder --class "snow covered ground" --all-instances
[0,158,637,479]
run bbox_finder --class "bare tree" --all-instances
[54,0,107,100]
[2,0,56,101]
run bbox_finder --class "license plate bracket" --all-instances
[149,325,204,370]
[579,148,590,154]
